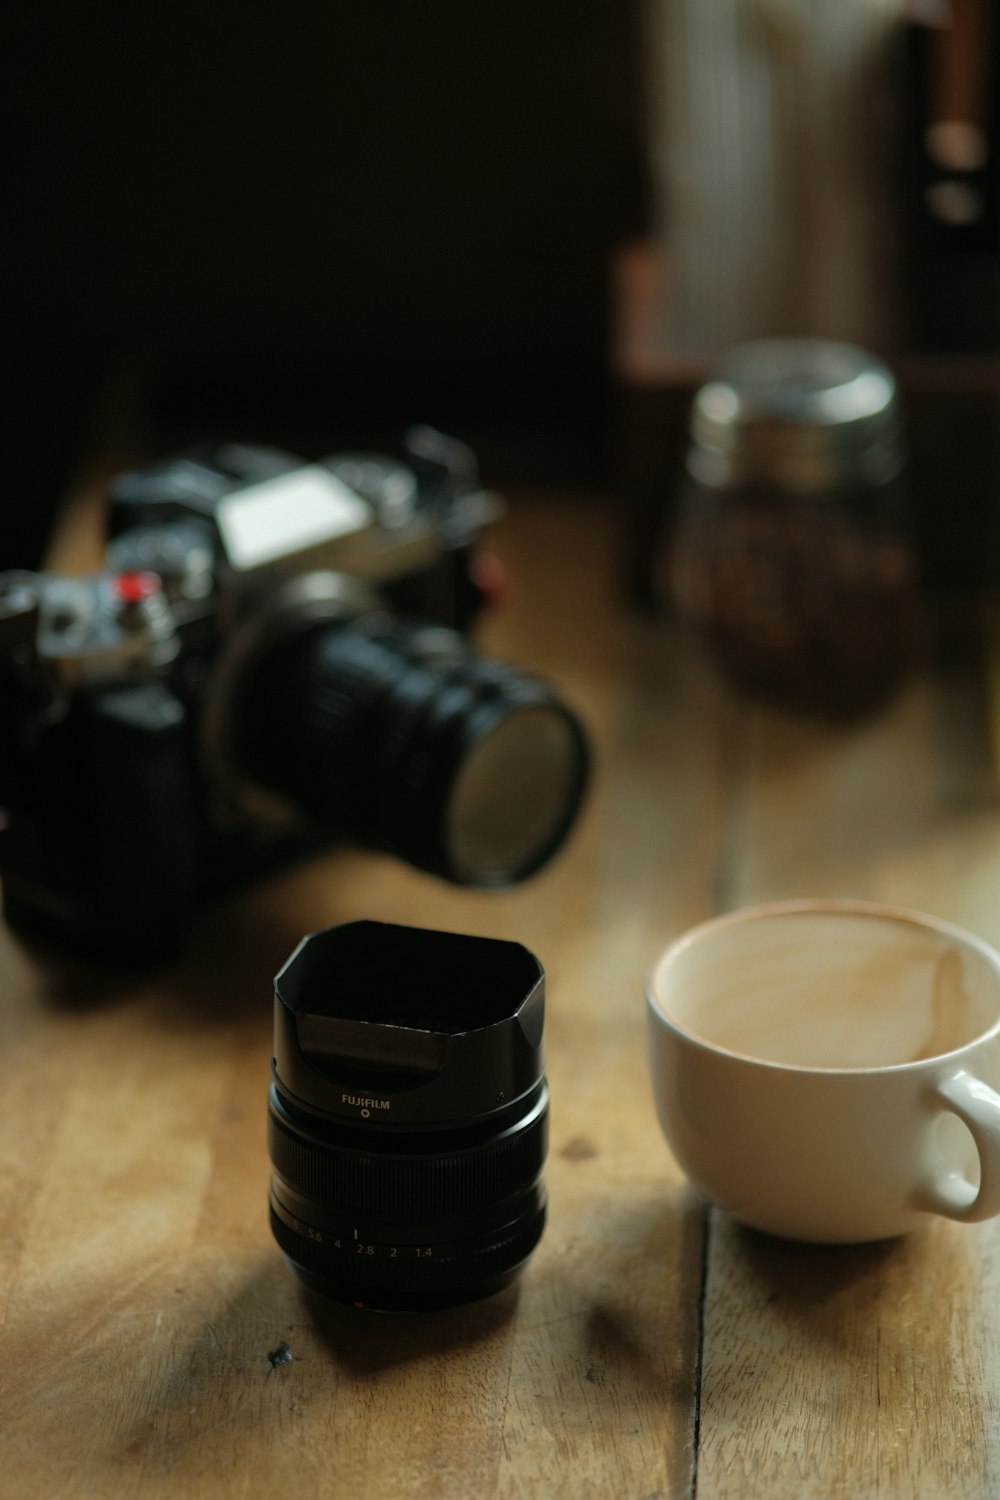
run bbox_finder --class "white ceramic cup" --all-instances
[646,900,1000,1242]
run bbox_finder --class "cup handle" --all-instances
[921,1070,1000,1223]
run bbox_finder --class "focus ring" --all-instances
[268,1099,547,1217]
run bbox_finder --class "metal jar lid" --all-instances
[687,339,906,495]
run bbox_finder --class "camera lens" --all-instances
[268,921,548,1311]
[237,616,589,886]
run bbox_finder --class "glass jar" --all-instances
[663,339,918,718]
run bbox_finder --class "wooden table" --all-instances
[3,490,1000,1498]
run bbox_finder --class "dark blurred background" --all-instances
[4,2,648,566]
[6,3,999,587]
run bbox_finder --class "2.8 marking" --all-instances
[280,1207,437,1261]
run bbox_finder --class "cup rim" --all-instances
[646,897,1000,1076]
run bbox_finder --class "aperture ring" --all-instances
[269,1193,546,1293]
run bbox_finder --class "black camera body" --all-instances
[0,429,588,959]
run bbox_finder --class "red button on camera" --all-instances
[113,571,162,607]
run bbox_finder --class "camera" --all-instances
[0,428,589,958]
[269,920,548,1311]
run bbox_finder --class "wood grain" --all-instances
[3,489,1000,1497]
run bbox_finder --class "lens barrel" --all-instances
[237,615,589,887]
[268,921,548,1311]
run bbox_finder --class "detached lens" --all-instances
[237,617,589,885]
[268,920,548,1311]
